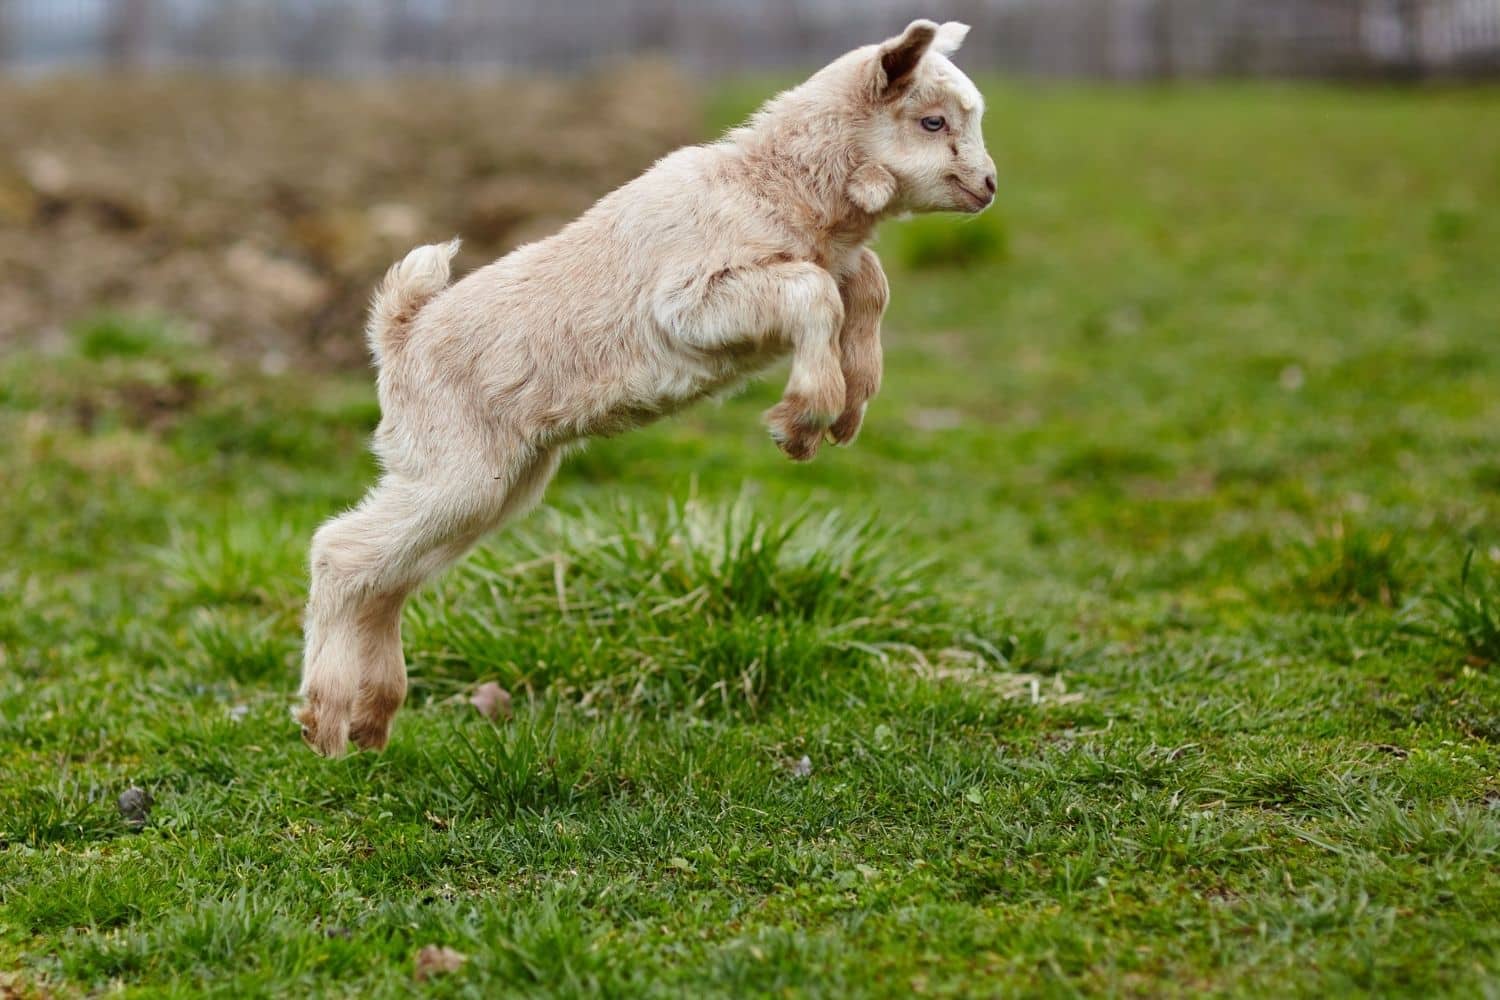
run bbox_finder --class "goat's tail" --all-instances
[366,238,460,364]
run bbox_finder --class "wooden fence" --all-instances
[2,0,1497,79]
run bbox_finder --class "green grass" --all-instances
[3,81,1500,997]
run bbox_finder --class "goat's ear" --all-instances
[933,21,970,57]
[876,19,938,96]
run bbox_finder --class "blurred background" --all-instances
[6,0,1500,78]
[1,0,1496,368]
[0,1,1496,362]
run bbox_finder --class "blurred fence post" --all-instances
[106,0,154,72]
[383,0,428,68]
[1400,0,1428,76]
[1150,0,1179,79]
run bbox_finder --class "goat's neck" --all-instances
[743,124,878,263]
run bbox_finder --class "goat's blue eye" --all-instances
[920,115,946,132]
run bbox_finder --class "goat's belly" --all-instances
[567,340,785,440]
[661,343,784,408]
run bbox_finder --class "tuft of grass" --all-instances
[188,611,298,685]
[158,516,309,611]
[1,777,125,849]
[406,496,1036,713]
[438,700,630,820]
[1417,551,1500,668]
[1288,519,1407,610]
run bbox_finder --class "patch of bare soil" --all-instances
[0,65,697,366]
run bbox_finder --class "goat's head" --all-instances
[832,20,996,216]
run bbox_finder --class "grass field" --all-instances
[3,81,1500,997]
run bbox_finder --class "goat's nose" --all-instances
[983,173,997,196]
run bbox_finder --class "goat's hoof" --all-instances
[348,720,392,752]
[770,425,821,462]
[828,403,868,446]
[348,685,404,752]
[295,697,351,758]
[764,396,832,462]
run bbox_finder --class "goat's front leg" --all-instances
[658,260,845,461]
[829,248,889,446]
[759,265,846,461]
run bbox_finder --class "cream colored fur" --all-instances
[296,20,996,756]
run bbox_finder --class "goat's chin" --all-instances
[905,194,980,216]
[948,181,991,213]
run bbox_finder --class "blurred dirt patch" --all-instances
[0,65,697,366]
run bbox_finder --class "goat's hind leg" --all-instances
[297,450,558,756]
[298,477,449,756]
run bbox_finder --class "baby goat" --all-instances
[297,19,996,755]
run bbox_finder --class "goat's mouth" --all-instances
[950,178,992,212]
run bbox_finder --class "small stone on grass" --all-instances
[117,787,153,829]
[414,944,468,981]
[470,682,512,721]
